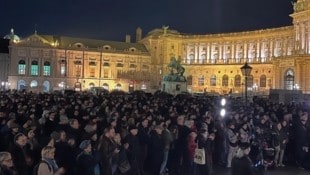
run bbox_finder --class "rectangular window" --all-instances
[18,65,26,75]
[43,66,51,76]
[31,65,39,76]
[198,76,204,86]
[75,65,82,77]
[103,69,109,78]
[89,67,95,77]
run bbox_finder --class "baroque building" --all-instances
[5,0,310,94]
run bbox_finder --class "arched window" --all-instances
[260,75,267,87]
[210,75,216,86]
[89,82,95,88]
[17,80,26,90]
[30,80,38,87]
[60,60,66,76]
[198,75,204,86]
[103,83,109,90]
[43,81,50,92]
[222,75,229,87]
[115,83,122,90]
[18,60,26,75]
[284,69,294,90]
[234,75,241,87]
[43,61,51,76]
[31,60,39,76]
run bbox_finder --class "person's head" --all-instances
[276,122,282,130]
[141,118,149,128]
[129,125,138,136]
[300,112,308,124]
[281,120,287,127]
[0,152,13,168]
[79,140,92,153]
[177,115,185,125]
[155,125,164,135]
[104,127,115,138]
[14,133,27,147]
[70,119,80,129]
[41,146,56,159]
[59,130,67,142]
[241,123,248,129]
[113,133,121,144]
[27,129,36,139]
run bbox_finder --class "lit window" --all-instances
[30,80,38,87]
[43,61,51,76]
[222,75,228,87]
[235,75,241,87]
[60,60,66,76]
[31,60,39,76]
[210,75,216,86]
[18,60,26,75]
[260,75,266,87]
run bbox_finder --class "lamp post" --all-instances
[240,62,252,108]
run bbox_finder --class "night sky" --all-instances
[1,0,294,42]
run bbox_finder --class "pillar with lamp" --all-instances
[240,62,252,108]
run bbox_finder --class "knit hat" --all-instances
[79,140,91,150]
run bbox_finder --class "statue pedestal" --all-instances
[162,81,187,95]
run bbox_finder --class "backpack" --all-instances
[32,160,52,175]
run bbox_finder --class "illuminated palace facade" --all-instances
[6,0,310,94]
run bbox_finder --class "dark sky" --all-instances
[1,0,294,42]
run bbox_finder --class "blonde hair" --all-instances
[0,152,11,163]
[41,146,55,158]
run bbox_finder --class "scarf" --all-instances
[42,157,59,172]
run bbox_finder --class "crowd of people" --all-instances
[0,89,309,175]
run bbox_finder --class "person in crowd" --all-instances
[239,122,250,144]
[124,125,141,175]
[113,133,130,175]
[9,133,34,175]
[76,140,100,175]
[0,152,18,175]
[37,146,65,175]
[278,120,289,167]
[66,119,82,146]
[195,128,209,175]
[294,111,309,169]
[137,117,150,172]
[186,131,197,174]
[147,125,165,175]
[97,127,119,175]
[231,142,254,175]
[160,122,173,175]
[226,122,239,168]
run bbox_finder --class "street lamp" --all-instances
[240,62,252,108]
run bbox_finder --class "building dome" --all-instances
[3,28,20,43]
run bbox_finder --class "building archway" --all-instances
[43,81,50,92]
[284,69,294,90]
[17,80,26,90]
